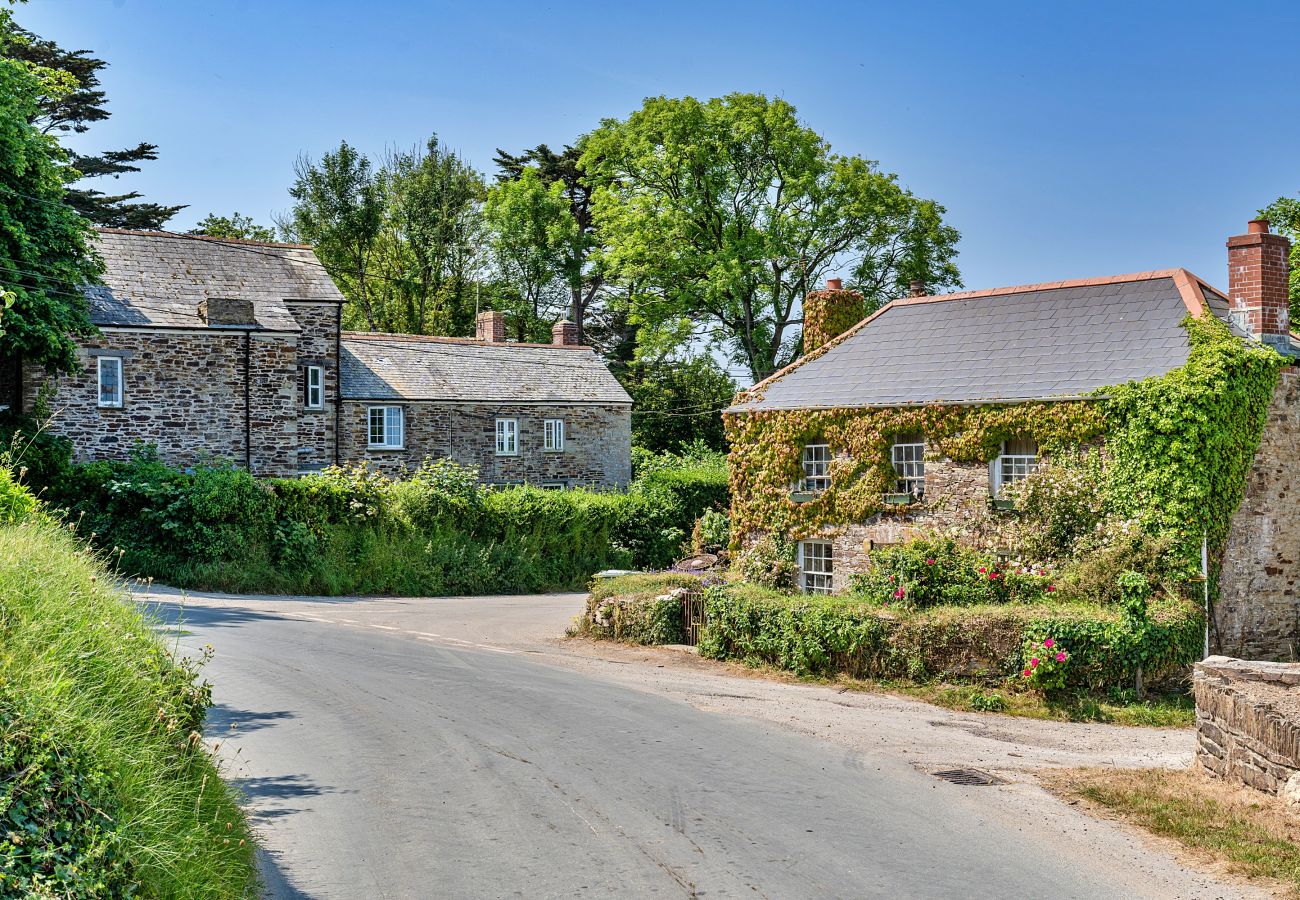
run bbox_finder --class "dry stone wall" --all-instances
[1195,656,1300,800]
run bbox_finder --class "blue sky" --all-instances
[19,0,1300,295]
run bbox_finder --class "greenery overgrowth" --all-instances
[0,475,255,897]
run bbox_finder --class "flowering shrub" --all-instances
[847,535,1056,608]
[1021,637,1070,694]
[1003,449,1107,560]
[735,532,799,591]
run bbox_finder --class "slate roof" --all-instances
[85,228,343,331]
[730,269,1235,412]
[341,333,633,404]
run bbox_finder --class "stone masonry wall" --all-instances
[338,401,632,489]
[21,329,300,477]
[286,302,340,471]
[1194,656,1300,799]
[1217,370,1300,660]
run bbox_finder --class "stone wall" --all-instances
[1217,370,1300,660]
[338,401,632,489]
[21,328,301,477]
[286,302,340,471]
[1194,656,1300,799]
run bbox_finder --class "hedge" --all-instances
[38,448,729,596]
[695,583,1203,692]
[577,572,704,644]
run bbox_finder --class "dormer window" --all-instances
[800,443,831,494]
[891,434,925,499]
[992,437,1039,497]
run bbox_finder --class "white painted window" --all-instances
[800,443,831,493]
[891,435,925,499]
[543,418,565,452]
[496,417,518,455]
[97,356,123,408]
[367,406,404,449]
[540,482,566,490]
[798,541,834,595]
[303,365,323,409]
[992,437,1039,496]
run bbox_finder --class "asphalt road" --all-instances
[143,590,1254,900]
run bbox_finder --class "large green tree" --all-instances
[494,143,603,342]
[582,93,961,382]
[618,353,736,453]
[2,16,184,229]
[0,14,99,375]
[483,166,578,341]
[188,212,277,242]
[1259,195,1300,326]
[281,141,384,330]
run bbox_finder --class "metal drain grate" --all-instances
[931,768,999,786]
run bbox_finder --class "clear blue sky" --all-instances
[19,0,1300,295]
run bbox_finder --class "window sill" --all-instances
[98,403,124,409]
[543,449,565,454]
[495,452,520,458]
[367,445,405,452]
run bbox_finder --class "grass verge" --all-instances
[0,513,256,897]
[1046,767,1300,896]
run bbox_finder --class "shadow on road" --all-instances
[208,703,296,735]
[257,847,317,900]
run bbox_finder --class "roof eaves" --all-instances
[93,227,314,251]
[725,393,1107,415]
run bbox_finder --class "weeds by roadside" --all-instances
[1046,767,1300,896]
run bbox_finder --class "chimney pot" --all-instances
[1249,219,1271,235]
[825,278,843,291]
[908,280,927,298]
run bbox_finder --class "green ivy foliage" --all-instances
[1101,315,1286,575]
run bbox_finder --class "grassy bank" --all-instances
[0,481,255,896]
[1048,768,1300,895]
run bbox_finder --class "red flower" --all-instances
[978,567,986,574]
[1043,638,1055,649]
[1030,657,1039,668]
[1022,668,1032,677]
[926,559,935,565]
[1046,584,1056,593]
[1055,651,1066,662]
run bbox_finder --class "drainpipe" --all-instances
[334,304,342,466]
[244,330,252,471]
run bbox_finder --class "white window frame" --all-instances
[891,438,925,499]
[540,482,566,491]
[367,406,404,450]
[798,540,834,595]
[543,418,565,452]
[303,365,324,410]
[496,417,519,456]
[991,439,1039,496]
[97,356,123,408]
[800,443,831,494]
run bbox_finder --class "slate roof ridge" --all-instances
[94,226,314,251]
[341,331,594,351]
[733,268,1223,411]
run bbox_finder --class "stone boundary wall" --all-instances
[1194,655,1300,799]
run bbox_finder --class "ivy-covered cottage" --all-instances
[2,228,632,489]
[725,220,1300,659]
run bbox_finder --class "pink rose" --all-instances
[1022,668,1031,677]
[926,559,935,565]
[894,588,905,599]
[1056,651,1066,662]
[978,567,986,573]
[1043,638,1055,649]
[1046,584,1055,593]
[1030,658,1039,668]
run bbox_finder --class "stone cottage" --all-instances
[3,228,632,489]
[725,221,1300,659]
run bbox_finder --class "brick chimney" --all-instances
[552,319,581,346]
[802,278,865,354]
[1228,219,1292,353]
[476,310,506,343]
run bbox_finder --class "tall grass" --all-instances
[0,516,256,897]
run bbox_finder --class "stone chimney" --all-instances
[552,319,581,346]
[802,278,865,354]
[198,297,255,326]
[1228,219,1292,353]
[908,280,928,298]
[476,310,506,343]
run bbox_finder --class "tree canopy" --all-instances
[1,15,183,229]
[582,93,960,381]
[1260,194,1300,325]
[188,212,277,242]
[0,14,99,374]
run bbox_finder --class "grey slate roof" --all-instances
[341,334,632,404]
[731,271,1232,412]
[85,229,343,331]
